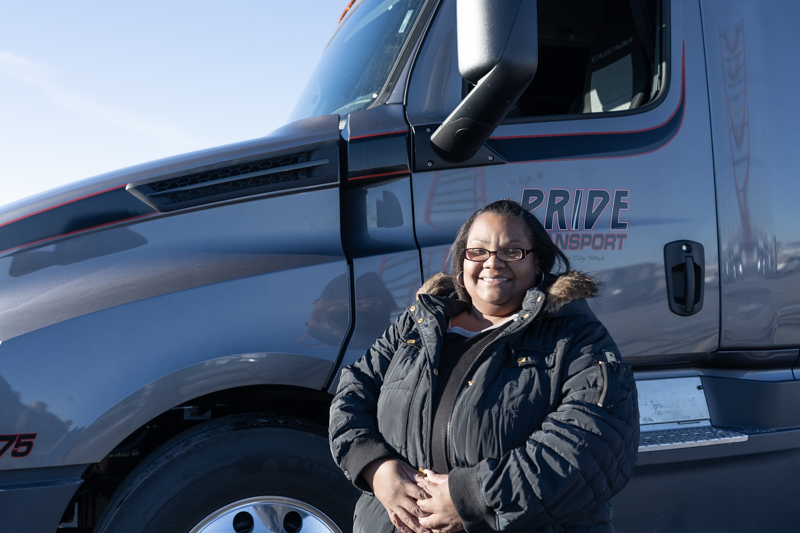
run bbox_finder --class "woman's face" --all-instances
[463,214,540,318]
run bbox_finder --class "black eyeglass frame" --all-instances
[464,248,535,262]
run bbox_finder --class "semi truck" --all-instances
[2,0,800,531]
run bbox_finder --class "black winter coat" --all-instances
[329,272,639,532]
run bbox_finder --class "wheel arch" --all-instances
[58,353,340,528]
[62,351,336,466]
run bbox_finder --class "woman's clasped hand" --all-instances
[415,470,464,533]
[362,458,430,533]
[364,457,464,533]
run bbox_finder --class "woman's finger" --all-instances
[400,494,431,518]
[417,479,433,495]
[418,514,442,530]
[408,480,430,500]
[419,515,459,533]
[398,510,432,533]
[416,495,446,517]
[417,478,445,500]
[417,497,433,514]
[393,497,434,532]
[422,469,447,484]
[390,512,416,533]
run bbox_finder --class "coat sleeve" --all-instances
[329,311,413,492]
[448,318,640,531]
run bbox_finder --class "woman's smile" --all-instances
[478,274,514,289]
[479,276,511,284]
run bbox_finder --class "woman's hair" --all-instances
[449,199,571,304]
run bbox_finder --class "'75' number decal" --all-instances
[0,434,37,458]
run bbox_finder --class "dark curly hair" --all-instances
[449,199,570,305]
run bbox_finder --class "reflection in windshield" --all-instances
[289,0,427,121]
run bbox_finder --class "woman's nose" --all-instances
[483,253,505,268]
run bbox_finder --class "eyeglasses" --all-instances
[464,248,534,262]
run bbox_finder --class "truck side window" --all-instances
[507,0,663,119]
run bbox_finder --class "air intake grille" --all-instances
[127,149,333,212]
[150,153,308,204]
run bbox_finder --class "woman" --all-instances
[329,200,639,533]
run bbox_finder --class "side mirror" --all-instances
[431,0,538,162]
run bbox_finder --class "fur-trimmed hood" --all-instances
[417,270,600,316]
[542,270,599,314]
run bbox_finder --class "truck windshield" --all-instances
[289,0,427,122]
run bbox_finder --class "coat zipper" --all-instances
[444,317,535,470]
[598,361,608,408]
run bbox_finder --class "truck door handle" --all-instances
[684,256,695,314]
[664,241,704,317]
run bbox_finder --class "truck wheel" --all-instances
[94,413,359,533]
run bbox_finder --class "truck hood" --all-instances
[0,114,340,255]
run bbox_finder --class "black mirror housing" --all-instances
[431,0,538,162]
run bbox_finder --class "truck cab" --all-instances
[2,0,800,531]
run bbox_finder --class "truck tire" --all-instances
[94,413,359,533]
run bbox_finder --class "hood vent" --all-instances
[127,151,332,212]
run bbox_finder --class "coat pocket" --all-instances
[512,347,556,369]
[377,332,423,449]
[563,351,633,409]
[593,351,636,411]
[494,348,555,416]
[381,332,421,388]
[376,386,413,449]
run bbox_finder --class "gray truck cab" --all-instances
[2,0,800,531]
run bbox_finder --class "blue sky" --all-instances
[0,1,345,208]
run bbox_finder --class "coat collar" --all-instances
[413,270,599,325]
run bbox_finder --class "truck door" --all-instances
[330,104,422,389]
[406,0,719,364]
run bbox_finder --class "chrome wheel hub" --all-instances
[189,496,342,533]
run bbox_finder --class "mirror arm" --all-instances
[431,0,538,162]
